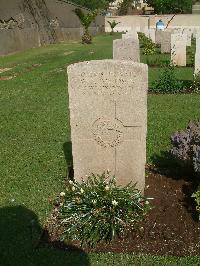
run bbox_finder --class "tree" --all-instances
[107,20,120,35]
[74,8,98,44]
[70,0,114,10]
[145,0,192,14]
[118,0,133,15]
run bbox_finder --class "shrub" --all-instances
[150,63,184,94]
[138,32,156,55]
[189,73,200,93]
[60,172,151,247]
[170,120,200,173]
[74,8,98,44]
[192,188,200,221]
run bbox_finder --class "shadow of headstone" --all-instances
[0,205,90,266]
[63,141,74,180]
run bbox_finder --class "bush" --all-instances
[192,188,200,221]
[60,172,151,247]
[138,32,156,55]
[189,73,200,93]
[150,63,184,94]
[170,120,200,173]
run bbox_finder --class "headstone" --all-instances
[155,30,163,44]
[161,31,172,54]
[183,28,192,46]
[113,39,140,62]
[149,28,156,43]
[171,33,187,66]
[195,37,200,74]
[67,60,148,192]
[122,31,138,42]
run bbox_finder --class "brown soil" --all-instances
[44,170,200,256]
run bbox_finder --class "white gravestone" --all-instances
[171,33,187,66]
[195,37,200,75]
[161,31,172,54]
[113,39,140,62]
[67,60,148,192]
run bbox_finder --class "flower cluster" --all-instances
[59,172,151,247]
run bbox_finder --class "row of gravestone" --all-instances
[67,30,147,193]
[113,27,200,74]
[156,29,200,73]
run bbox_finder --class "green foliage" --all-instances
[70,0,113,10]
[146,0,192,14]
[192,188,200,221]
[74,8,98,44]
[107,20,120,35]
[118,0,132,15]
[190,73,200,93]
[60,172,151,247]
[171,120,200,173]
[151,63,183,93]
[138,32,156,55]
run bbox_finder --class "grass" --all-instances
[0,33,200,265]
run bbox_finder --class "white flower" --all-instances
[80,188,84,194]
[60,203,64,207]
[60,192,65,197]
[72,186,76,191]
[69,180,74,185]
[92,199,97,204]
[145,201,150,205]
[112,200,118,206]
[105,185,110,191]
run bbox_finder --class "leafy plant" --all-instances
[150,63,184,94]
[107,20,120,35]
[171,120,200,173]
[138,32,156,55]
[189,73,200,93]
[60,172,151,247]
[192,188,200,221]
[74,8,98,44]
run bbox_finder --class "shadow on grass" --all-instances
[0,206,90,266]
[63,141,74,180]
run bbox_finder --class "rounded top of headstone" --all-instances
[67,60,148,73]
[156,20,165,31]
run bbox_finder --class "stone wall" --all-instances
[0,0,105,55]
[0,28,40,56]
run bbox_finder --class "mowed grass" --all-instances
[1,33,200,265]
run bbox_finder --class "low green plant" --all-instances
[138,32,156,55]
[60,172,151,247]
[192,188,200,221]
[150,63,184,94]
[107,20,120,35]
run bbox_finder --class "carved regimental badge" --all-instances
[92,118,124,148]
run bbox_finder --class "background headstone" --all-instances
[171,33,187,66]
[149,28,156,43]
[113,39,140,62]
[195,37,200,74]
[155,30,163,44]
[67,60,148,192]
[122,30,138,42]
[161,31,172,54]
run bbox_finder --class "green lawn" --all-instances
[0,33,200,265]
